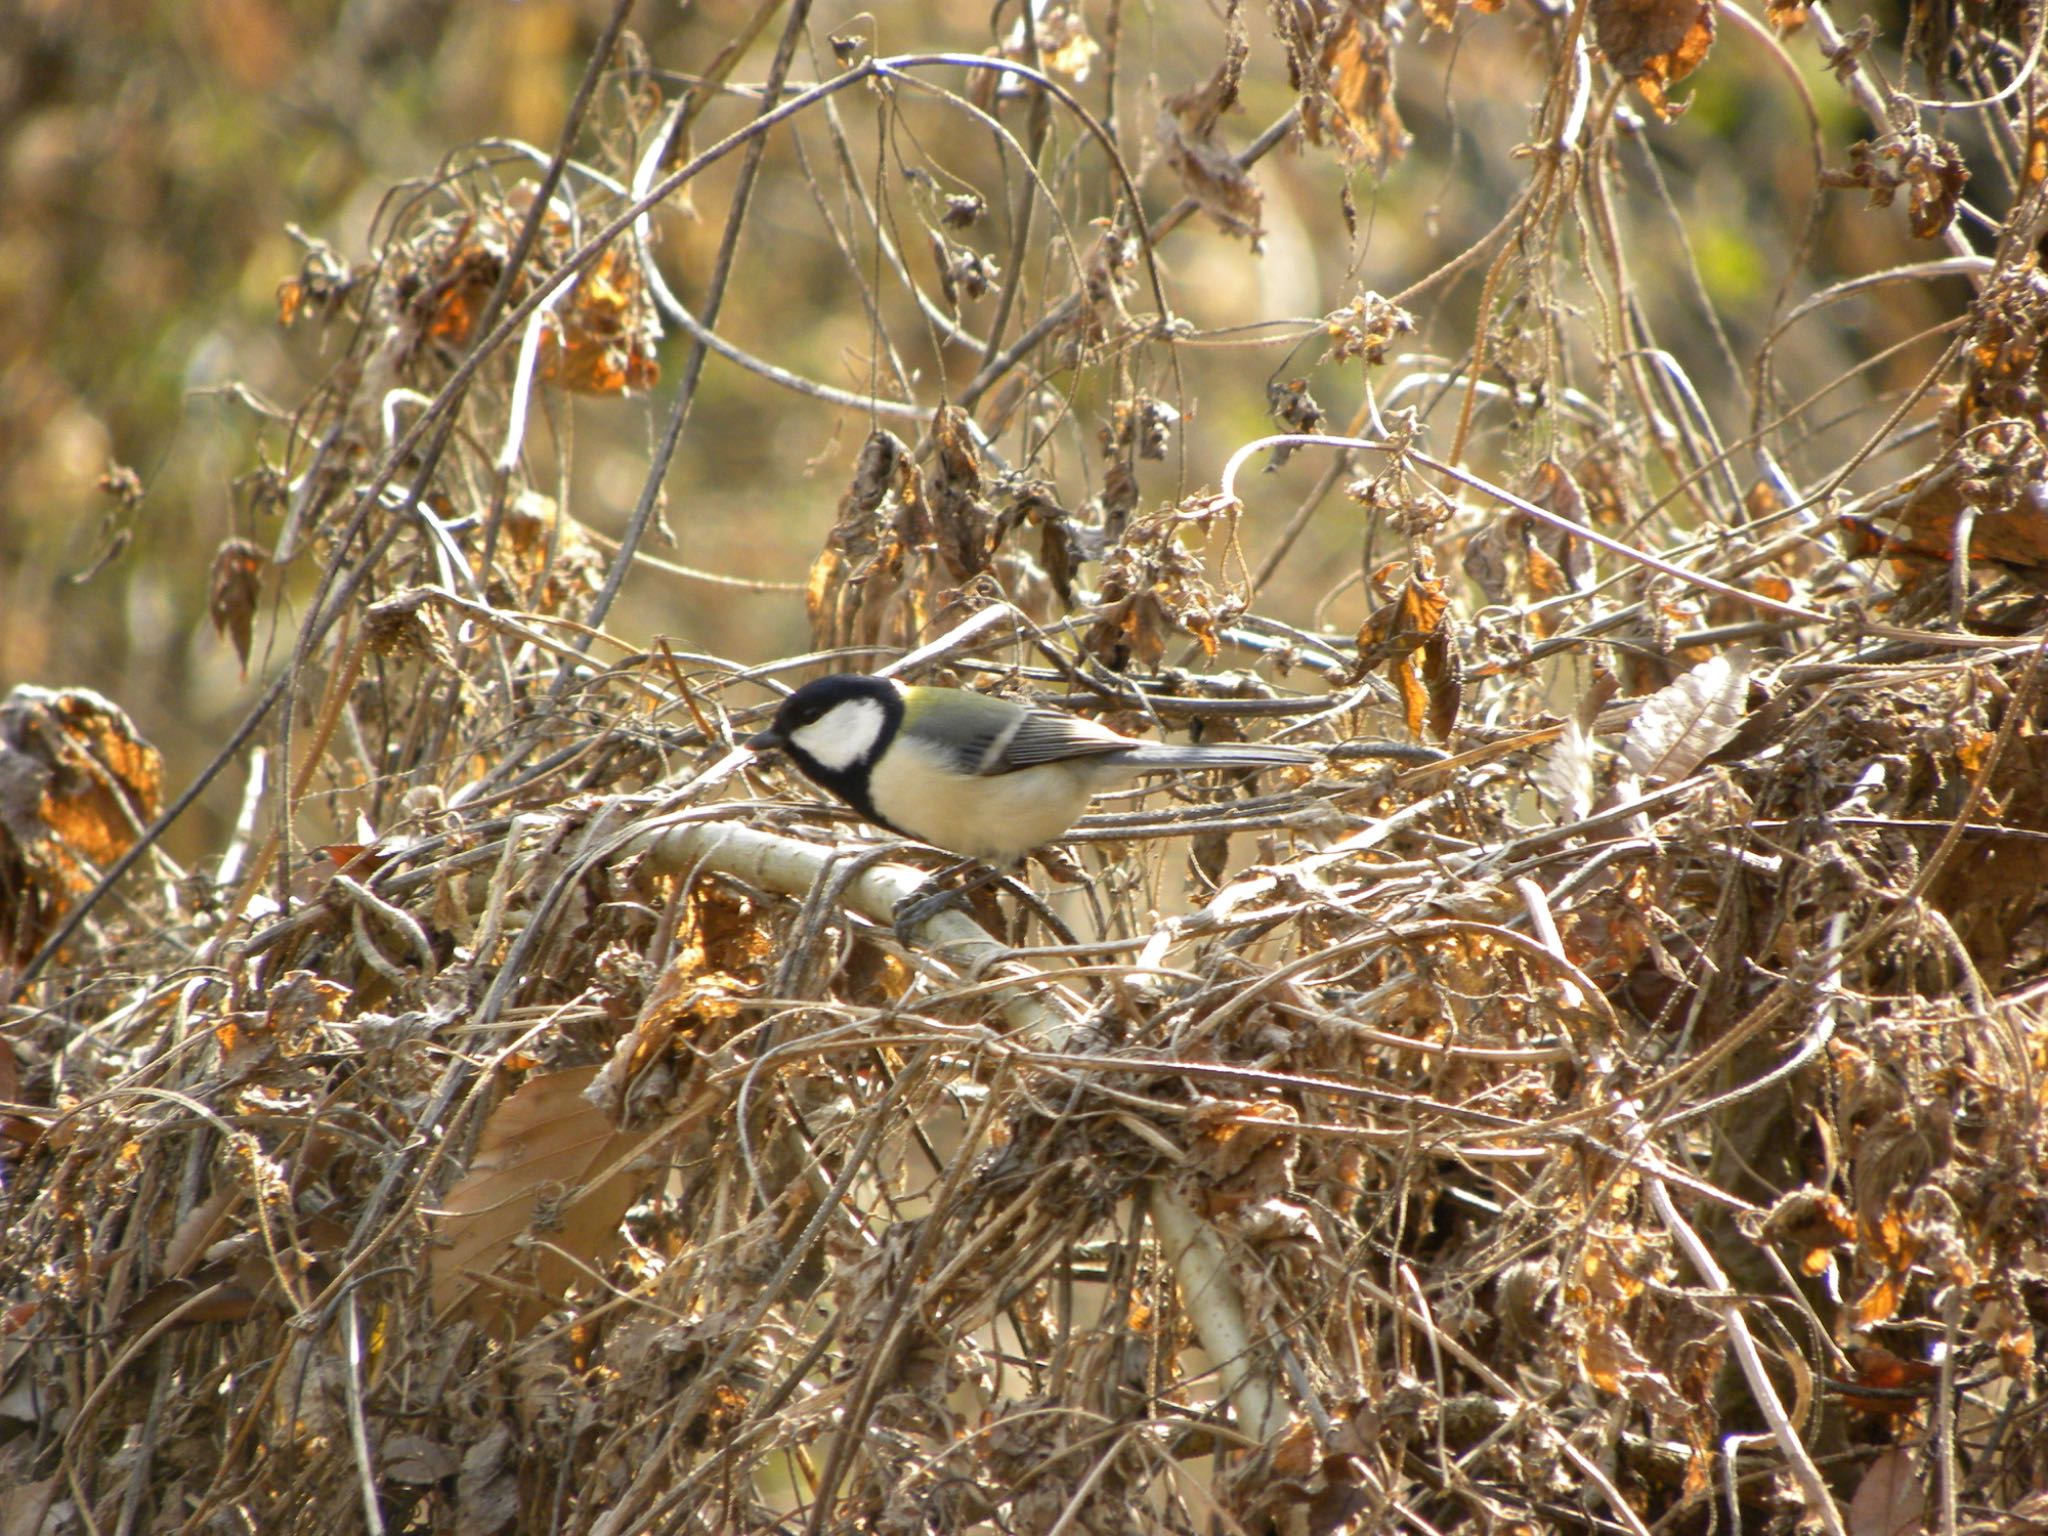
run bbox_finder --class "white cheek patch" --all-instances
[788,697,888,770]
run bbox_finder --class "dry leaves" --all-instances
[208,537,267,673]
[11,6,2048,1534]
[1590,0,1716,118]
[1300,6,1410,171]
[1824,131,1971,240]
[1355,551,1461,740]
[1157,8,1263,243]
[0,686,163,969]
[1083,497,1247,669]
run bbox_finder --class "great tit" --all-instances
[745,673,1318,863]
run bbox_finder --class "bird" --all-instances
[743,673,1318,864]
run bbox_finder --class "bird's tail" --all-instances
[1119,741,1319,772]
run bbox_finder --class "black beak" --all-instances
[744,727,784,753]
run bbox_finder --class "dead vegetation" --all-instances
[4,2,2048,1534]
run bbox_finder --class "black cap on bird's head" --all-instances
[744,674,902,756]
[744,675,908,831]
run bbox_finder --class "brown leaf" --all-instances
[1523,546,1570,636]
[1825,134,1970,240]
[382,1433,461,1486]
[498,490,605,616]
[429,1066,661,1336]
[1579,1318,1690,1417]
[1266,377,1326,470]
[0,1475,61,1535]
[208,538,266,674]
[1758,1187,1856,1275]
[1082,499,1244,670]
[1186,1099,1300,1213]
[0,686,165,966]
[538,240,662,394]
[1036,3,1101,80]
[362,588,455,666]
[1851,1267,1908,1328]
[1525,457,1592,590]
[1854,467,2048,571]
[1591,0,1716,118]
[458,1422,519,1536]
[1422,623,1461,742]
[1847,1447,1925,1536]
[1835,1345,1941,1417]
[162,1187,241,1281]
[540,240,659,393]
[1355,553,1455,739]
[1157,9,1263,242]
[1021,488,1078,608]
[1304,10,1409,171]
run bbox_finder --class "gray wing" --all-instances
[986,706,1135,773]
[907,690,1134,776]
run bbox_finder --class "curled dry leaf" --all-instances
[1835,1344,1942,1417]
[922,404,1000,581]
[499,490,605,615]
[362,587,456,666]
[809,409,1005,653]
[0,685,164,968]
[208,537,267,674]
[929,228,999,308]
[1109,395,1179,463]
[1323,293,1416,367]
[808,429,920,652]
[1185,1099,1300,1215]
[1757,1186,1857,1276]
[1265,377,1325,470]
[1824,132,1970,240]
[1355,552,1460,740]
[392,209,660,395]
[540,240,662,395]
[1301,8,1409,171]
[1083,499,1245,669]
[1027,2,1101,81]
[1523,458,1592,593]
[1578,1314,1692,1419]
[458,1421,520,1536]
[1590,0,1716,118]
[381,1433,461,1486]
[1157,9,1263,243]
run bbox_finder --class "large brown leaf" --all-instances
[429,1066,654,1336]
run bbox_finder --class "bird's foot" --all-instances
[892,882,963,943]
[891,859,1001,943]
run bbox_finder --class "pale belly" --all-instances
[869,756,1103,861]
